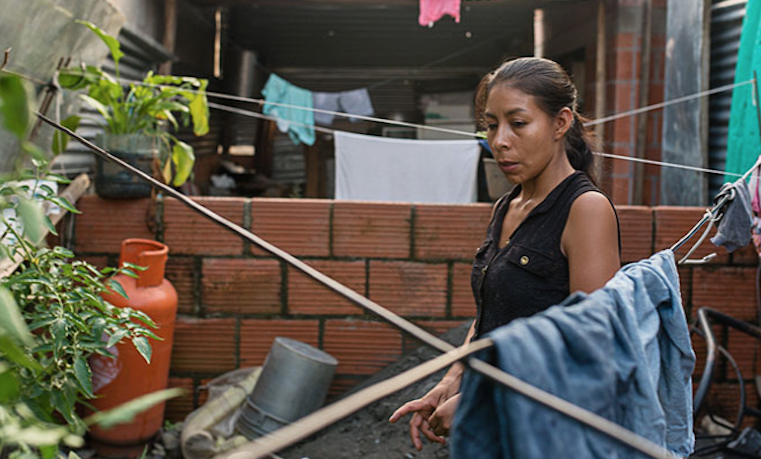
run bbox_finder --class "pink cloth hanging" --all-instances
[749,160,761,255]
[419,0,461,27]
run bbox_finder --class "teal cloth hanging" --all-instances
[726,0,761,181]
[262,73,316,146]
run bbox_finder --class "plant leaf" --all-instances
[107,279,128,299]
[171,140,195,186]
[106,329,128,348]
[50,196,81,214]
[52,115,81,155]
[17,197,45,243]
[0,287,34,346]
[0,333,40,370]
[74,356,94,398]
[42,215,58,236]
[0,74,32,139]
[76,20,124,75]
[85,388,184,429]
[132,336,152,363]
[0,365,19,402]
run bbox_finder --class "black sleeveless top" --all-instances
[471,172,620,339]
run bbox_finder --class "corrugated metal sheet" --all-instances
[708,0,746,197]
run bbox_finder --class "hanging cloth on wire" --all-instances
[334,131,480,203]
[419,0,461,27]
[725,0,761,179]
[710,178,753,252]
[451,250,695,459]
[262,73,315,146]
[312,88,375,125]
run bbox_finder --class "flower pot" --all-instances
[95,134,157,199]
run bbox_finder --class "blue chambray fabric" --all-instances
[451,250,695,459]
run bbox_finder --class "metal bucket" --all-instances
[236,338,338,439]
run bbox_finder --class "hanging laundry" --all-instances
[312,89,375,125]
[725,0,761,179]
[338,88,374,122]
[312,92,341,125]
[451,250,695,459]
[711,178,752,252]
[419,0,461,27]
[261,73,315,146]
[750,161,761,255]
[334,131,480,203]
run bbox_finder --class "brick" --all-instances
[239,319,320,367]
[731,245,759,266]
[678,266,691,314]
[171,318,236,373]
[615,50,636,81]
[164,197,244,255]
[369,261,447,317]
[251,198,330,257]
[202,259,281,314]
[164,377,195,422]
[725,330,761,381]
[693,267,757,321]
[404,320,471,352]
[615,33,638,50]
[611,177,630,206]
[614,83,636,114]
[288,260,366,315]
[616,206,652,263]
[323,319,403,375]
[654,207,729,264]
[705,382,759,428]
[75,196,154,253]
[413,204,491,260]
[165,257,196,315]
[327,374,365,401]
[332,202,411,258]
[451,262,476,318]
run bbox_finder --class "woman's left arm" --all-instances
[562,192,621,294]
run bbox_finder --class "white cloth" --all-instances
[334,131,480,203]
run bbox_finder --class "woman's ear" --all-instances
[555,107,574,140]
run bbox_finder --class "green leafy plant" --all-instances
[57,20,209,186]
[0,74,180,459]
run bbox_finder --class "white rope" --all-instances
[584,80,755,127]
[211,97,749,180]
[113,74,754,136]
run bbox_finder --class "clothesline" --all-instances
[37,112,680,459]
[108,74,754,136]
[210,100,750,180]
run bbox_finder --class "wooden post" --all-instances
[159,0,177,75]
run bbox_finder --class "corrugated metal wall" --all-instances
[708,0,747,197]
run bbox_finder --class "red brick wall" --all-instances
[70,196,759,423]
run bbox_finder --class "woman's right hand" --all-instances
[388,382,454,450]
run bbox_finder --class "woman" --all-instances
[388,57,621,450]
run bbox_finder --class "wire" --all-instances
[9,63,759,181]
[210,95,748,180]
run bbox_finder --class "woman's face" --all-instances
[484,84,567,184]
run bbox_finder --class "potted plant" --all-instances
[57,21,209,198]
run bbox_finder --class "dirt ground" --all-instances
[281,323,470,459]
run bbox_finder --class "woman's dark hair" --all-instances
[475,57,597,182]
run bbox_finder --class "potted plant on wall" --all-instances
[57,21,209,198]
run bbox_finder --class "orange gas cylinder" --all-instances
[89,238,178,454]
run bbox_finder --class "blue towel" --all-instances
[262,74,315,146]
[451,250,695,459]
